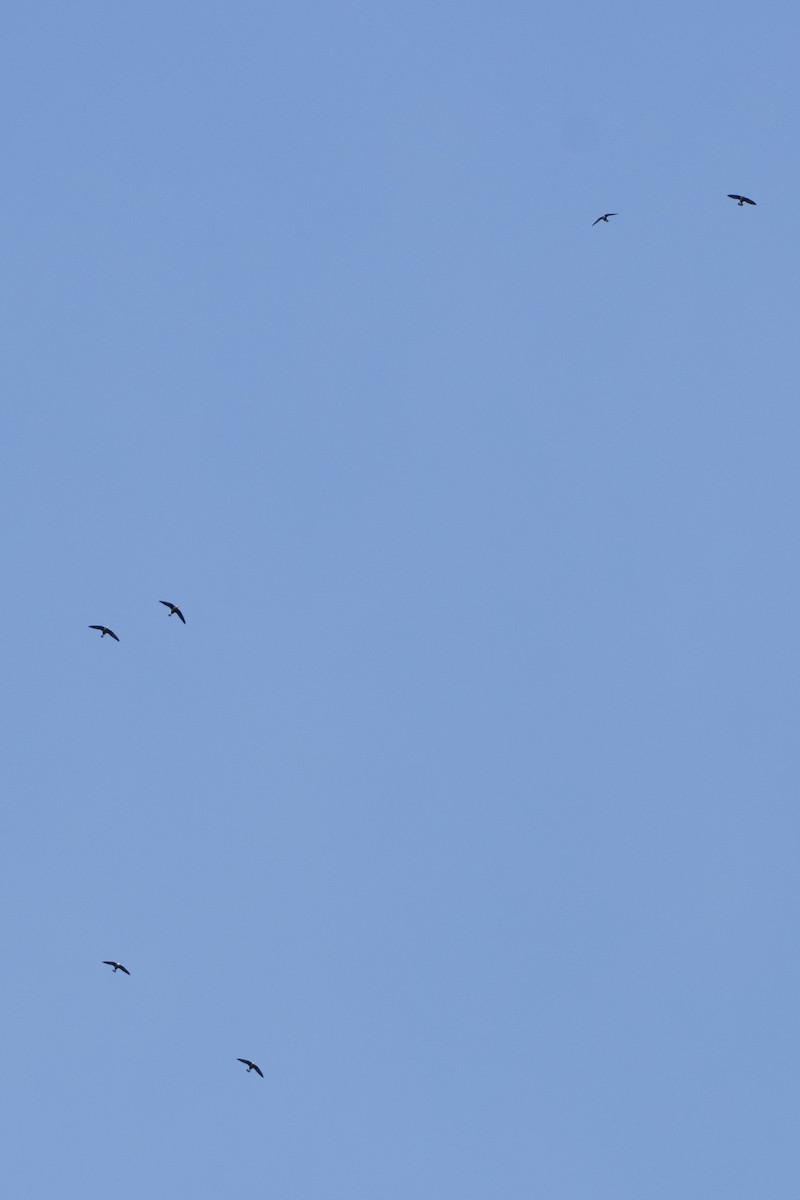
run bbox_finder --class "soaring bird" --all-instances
[592,212,618,225]
[89,625,120,641]
[728,194,756,206]
[103,961,131,975]
[159,601,186,624]
[237,1058,264,1078]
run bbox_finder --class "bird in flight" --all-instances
[237,1058,264,1078]
[89,626,120,641]
[728,194,756,206]
[159,601,186,624]
[103,961,131,975]
[592,213,617,225]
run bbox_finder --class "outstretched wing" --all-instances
[592,216,604,225]
[252,1063,264,1077]
[102,961,116,967]
[117,963,130,974]
[89,625,104,631]
[741,196,756,205]
[107,630,120,642]
[174,607,186,624]
[237,1058,251,1067]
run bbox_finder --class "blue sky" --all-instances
[3,2,799,1196]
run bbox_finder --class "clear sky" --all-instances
[3,2,799,1197]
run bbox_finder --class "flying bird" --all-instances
[89,626,120,641]
[237,1058,264,1078]
[159,601,186,624]
[592,213,618,225]
[102,961,130,975]
[727,194,756,206]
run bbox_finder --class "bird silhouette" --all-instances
[89,626,120,641]
[237,1058,264,1077]
[159,601,186,624]
[728,194,756,206]
[102,961,130,975]
[592,213,618,225]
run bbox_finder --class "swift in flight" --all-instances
[237,1058,264,1078]
[89,626,119,641]
[159,601,186,624]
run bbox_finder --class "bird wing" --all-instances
[252,1064,264,1077]
[592,216,603,225]
[175,608,186,624]
[606,213,618,217]
[107,630,120,641]
[117,964,130,974]
[727,194,742,201]
[89,625,104,631]
[742,196,756,205]
[237,1058,251,1067]
[102,961,116,967]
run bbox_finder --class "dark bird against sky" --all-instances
[237,1058,264,1077]
[159,601,186,624]
[89,626,119,641]
[727,194,756,206]
[102,961,130,975]
[592,213,618,225]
